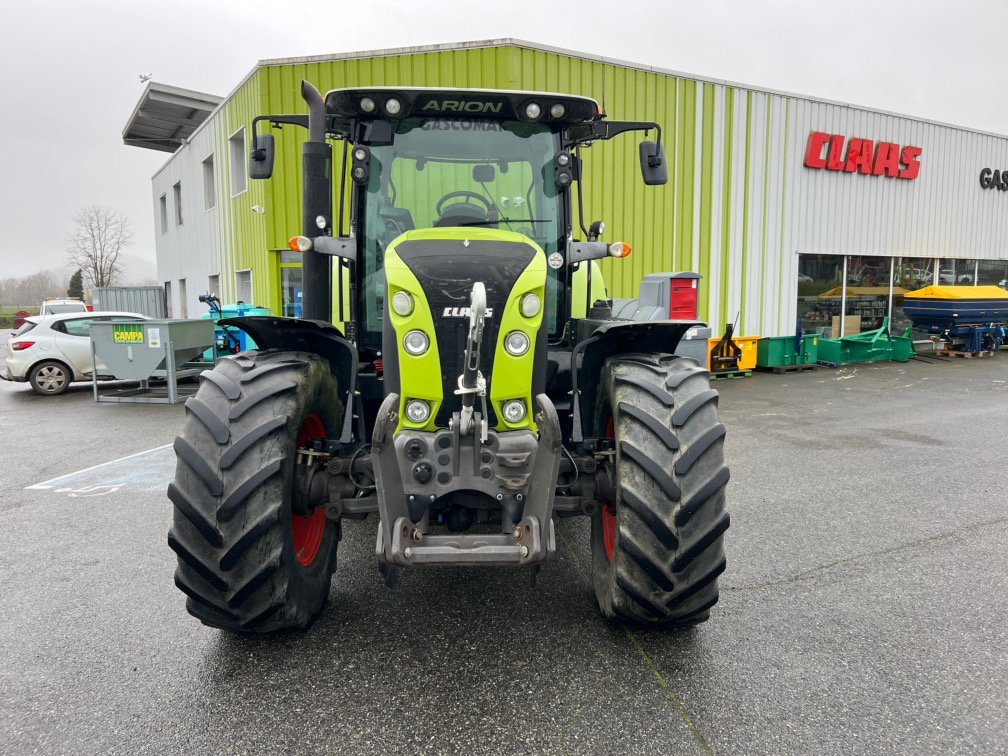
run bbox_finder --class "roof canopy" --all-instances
[122,82,222,153]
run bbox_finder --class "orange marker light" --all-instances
[609,241,632,258]
[288,235,312,253]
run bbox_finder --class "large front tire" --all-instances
[167,351,342,632]
[591,354,730,625]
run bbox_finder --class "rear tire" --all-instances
[167,350,343,632]
[591,354,730,626]
[29,360,71,395]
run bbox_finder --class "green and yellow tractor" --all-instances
[168,83,730,631]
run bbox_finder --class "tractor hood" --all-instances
[382,227,547,432]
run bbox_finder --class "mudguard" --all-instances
[221,316,359,442]
[570,320,701,442]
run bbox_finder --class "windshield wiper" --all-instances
[458,218,551,227]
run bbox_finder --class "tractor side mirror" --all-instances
[249,134,275,180]
[639,141,668,186]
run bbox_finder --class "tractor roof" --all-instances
[325,86,603,126]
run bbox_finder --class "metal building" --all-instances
[123,38,1008,338]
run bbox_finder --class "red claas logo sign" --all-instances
[804,132,922,180]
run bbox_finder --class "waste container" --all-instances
[756,334,818,369]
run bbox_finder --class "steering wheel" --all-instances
[435,190,494,225]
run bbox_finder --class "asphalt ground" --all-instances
[1,344,1006,754]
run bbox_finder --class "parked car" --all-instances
[38,298,88,316]
[2,312,147,395]
[797,272,813,283]
[938,269,973,285]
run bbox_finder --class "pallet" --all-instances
[711,369,752,380]
[755,364,817,375]
[938,349,995,359]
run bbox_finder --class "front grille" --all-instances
[394,239,536,428]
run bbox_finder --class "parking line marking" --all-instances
[26,443,174,490]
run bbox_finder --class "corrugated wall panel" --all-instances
[151,41,1008,338]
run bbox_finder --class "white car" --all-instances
[2,311,148,395]
[938,269,973,285]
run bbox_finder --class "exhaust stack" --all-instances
[300,80,332,322]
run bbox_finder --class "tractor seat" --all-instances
[434,203,488,227]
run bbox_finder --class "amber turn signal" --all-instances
[288,235,312,253]
[609,241,632,258]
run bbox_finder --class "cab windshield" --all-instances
[360,118,564,344]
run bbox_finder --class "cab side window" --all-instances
[62,318,95,337]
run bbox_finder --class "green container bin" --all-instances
[756,334,819,369]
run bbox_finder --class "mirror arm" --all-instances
[647,124,663,166]
[250,114,311,162]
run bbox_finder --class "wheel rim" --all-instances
[37,365,67,393]
[292,413,327,568]
[602,416,616,562]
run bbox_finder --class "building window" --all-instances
[208,274,220,297]
[235,269,252,303]
[164,281,173,318]
[159,195,167,234]
[178,278,188,318]
[229,128,247,196]
[202,154,216,210]
[173,181,183,226]
[977,260,1008,287]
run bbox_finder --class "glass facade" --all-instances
[797,254,1007,338]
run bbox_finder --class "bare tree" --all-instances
[17,270,59,304]
[66,205,134,288]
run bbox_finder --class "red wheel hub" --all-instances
[293,413,327,567]
[602,416,616,562]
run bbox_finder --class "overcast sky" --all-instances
[2,0,1007,279]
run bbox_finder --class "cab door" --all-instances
[52,316,99,378]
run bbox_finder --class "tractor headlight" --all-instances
[360,97,376,113]
[385,97,402,115]
[502,400,527,424]
[391,291,414,317]
[520,293,541,318]
[550,103,566,119]
[405,399,431,424]
[403,329,430,356]
[504,331,530,356]
[525,102,541,119]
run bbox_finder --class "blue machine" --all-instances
[903,285,1008,353]
[198,294,271,360]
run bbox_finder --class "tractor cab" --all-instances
[337,88,590,347]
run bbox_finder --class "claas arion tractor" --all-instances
[167,82,730,632]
